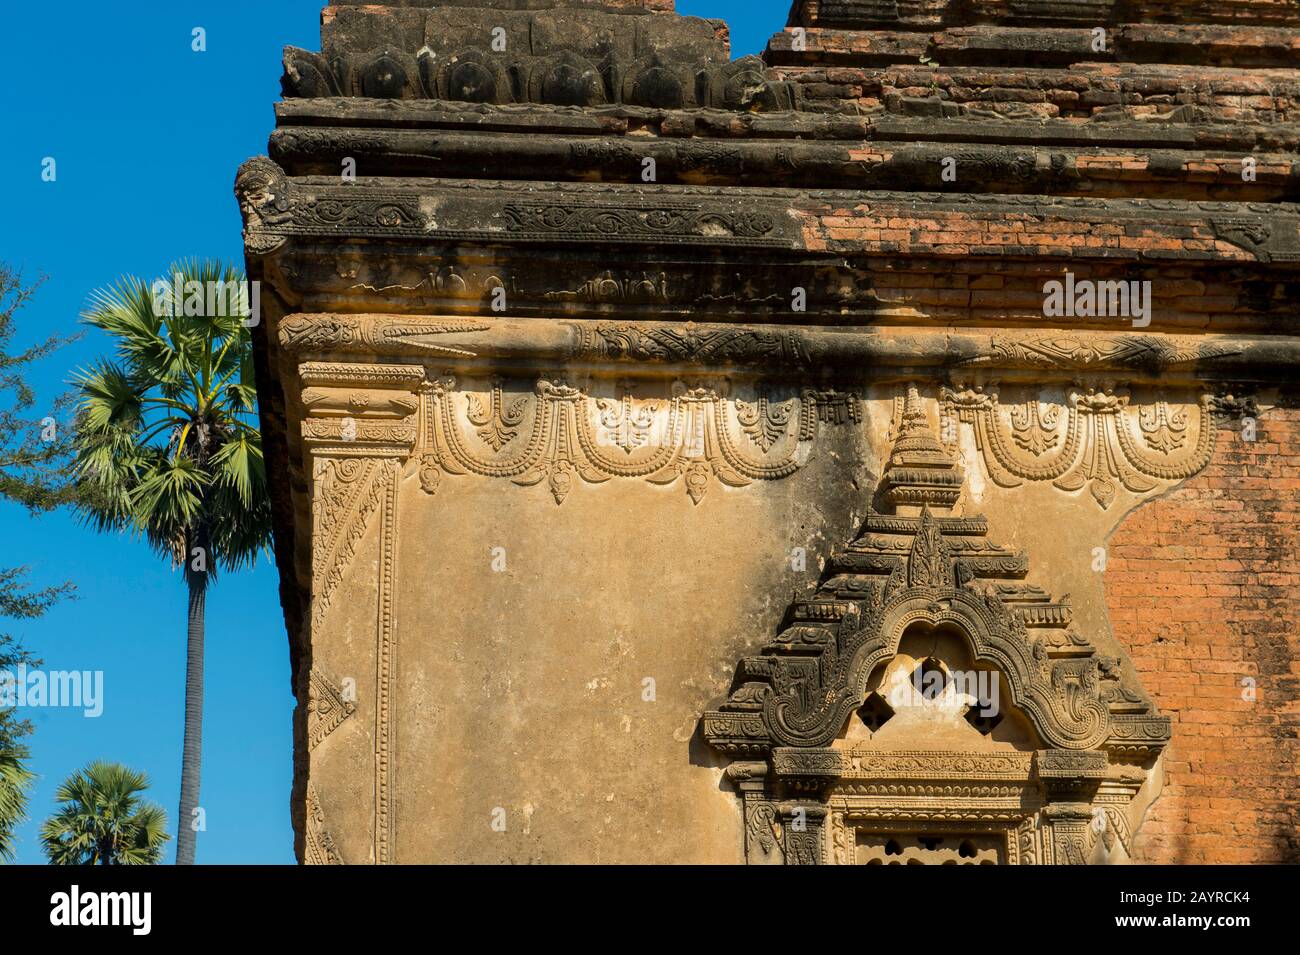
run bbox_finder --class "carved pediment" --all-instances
[705,387,1168,761]
[702,383,1171,864]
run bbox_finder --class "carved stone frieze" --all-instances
[545,272,669,305]
[283,318,489,358]
[502,201,781,244]
[235,160,800,255]
[962,331,1242,373]
[941,383,1217,509]
[569,321,812,368]
[416,375,858,505]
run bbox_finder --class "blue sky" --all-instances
[0,1,782,864]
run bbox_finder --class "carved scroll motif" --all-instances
[311,457,396,631]
[941,386,1216,509]
[281,315,489,357]
[304,783,344,865]
[415,377,858,505]
[307,667,356,750]
[1016,816,1039,866]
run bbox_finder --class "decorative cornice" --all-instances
[282,0,801,112]
[270,314,1298,386]
[236,158,1300,264]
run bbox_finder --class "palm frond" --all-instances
[41,761,169,865]
[72,260,271,577]
[0,743,33,864]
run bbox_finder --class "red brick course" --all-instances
[1106,407,1300,863]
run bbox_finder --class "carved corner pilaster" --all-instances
[297,359,423,866]
[782,804,828,866]
[304,782,344,865]
[299,360,423,461]
[727,762,784,865]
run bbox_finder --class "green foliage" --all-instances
[0,265,80,513]
[0,737,34,864]
[72,259,271,573]
[0,610,41,765]
[0,265,79,862]
[40,761,170,865]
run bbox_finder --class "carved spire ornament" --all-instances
[703,385,1170,864]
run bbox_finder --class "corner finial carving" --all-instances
[234,157,291,256]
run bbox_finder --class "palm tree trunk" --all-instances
[175,534,207,865]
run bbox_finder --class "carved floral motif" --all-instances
[571,321,811,367]
[310,458,395,631]
[941,385,1216,509]
[416,377,857,505]
[307,667,356,750]
[304,783,343,865]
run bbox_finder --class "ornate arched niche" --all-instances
[702,386,1171,864]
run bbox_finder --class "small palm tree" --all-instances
[0,742,34,863]
[41,761,169,864]
[71,260,271,864]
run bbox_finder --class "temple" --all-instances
[238,0,1300,863]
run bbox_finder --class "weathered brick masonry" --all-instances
[1110,408,1300,864]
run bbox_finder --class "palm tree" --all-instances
[71,260,271,864]
[41,761,169,864]
[0,741,34,863]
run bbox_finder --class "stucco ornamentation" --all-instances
[941,385,1217,509]
[704,385,1170,863]
[416,376,859,505]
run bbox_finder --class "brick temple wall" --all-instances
[248,0,1300,863]
[1107,407,1300,863]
